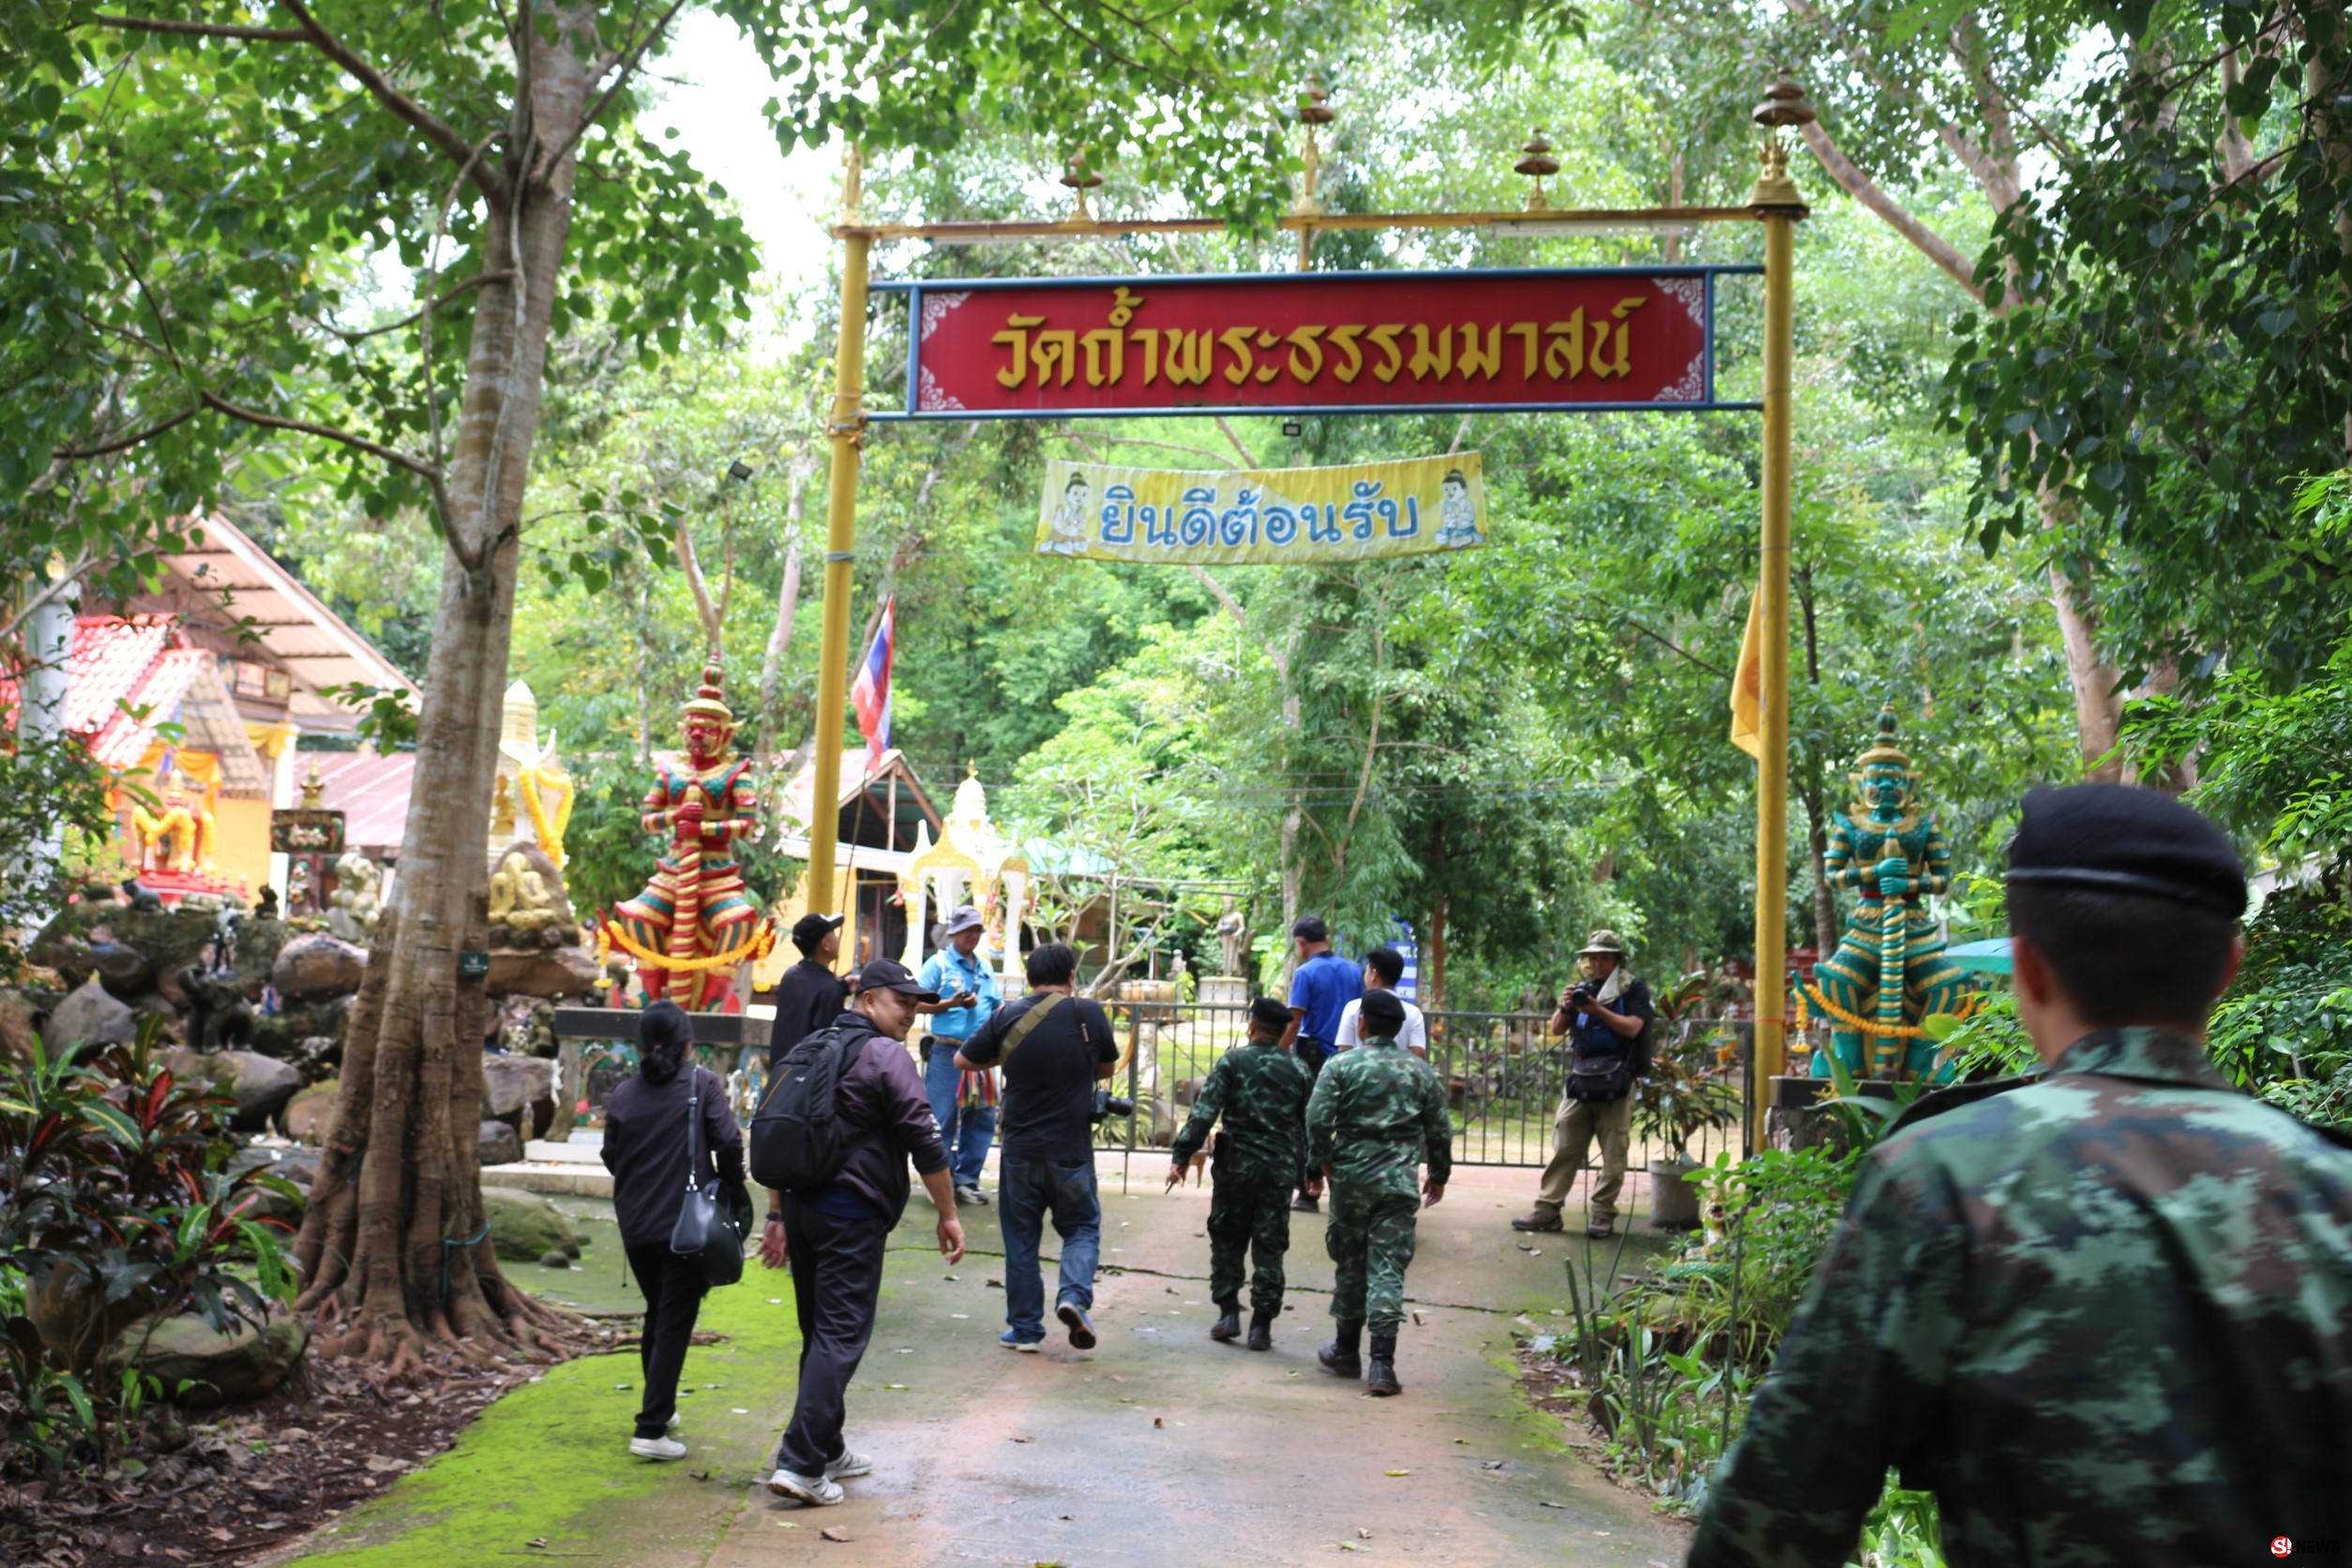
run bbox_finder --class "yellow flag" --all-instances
[1730,585,1763,760]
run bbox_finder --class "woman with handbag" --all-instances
[601,1000,747,1460]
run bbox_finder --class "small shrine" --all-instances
[898,768,1030,988]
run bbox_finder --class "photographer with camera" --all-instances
[955,942,1120,1352]
[1513,929,1653,1240]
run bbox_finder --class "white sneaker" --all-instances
[666,1413,681,1433]
[823,1449,872,1479]
[955,1185,988,1207]
[767,1468,845,1506]
[628,1436,687,1461]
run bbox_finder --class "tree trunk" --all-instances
[2048,564,2121,778]
[754,466,808,767]
[291,15,594,1370]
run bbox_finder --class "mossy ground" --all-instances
[288,1251,817,1564]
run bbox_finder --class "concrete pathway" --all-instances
[723,1156,1680,1568]
[293,1157,1686,1568]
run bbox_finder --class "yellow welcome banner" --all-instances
[1033,453,1486,565]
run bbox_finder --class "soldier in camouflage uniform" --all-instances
[1692,783,2352,1568]
[1168,996,1316,1349]
[1305,989,1453,1396]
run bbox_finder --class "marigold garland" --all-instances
[518,767,574,870]
[1799,980,1982,1041]
[598,918,775,974]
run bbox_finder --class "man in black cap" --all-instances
[1691,783,2352,1567]
[766,912,850,1077]
[758,956,963,1509]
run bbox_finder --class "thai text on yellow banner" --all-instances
[1033,454,1486,565]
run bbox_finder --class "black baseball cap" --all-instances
[852,956,940,1002]
[2006,783,2247,918]
[792,912,845,953]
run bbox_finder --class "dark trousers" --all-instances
[1207,1168,1294,1316]
[623,1241,708,1439]
[774,1196,890,1477]
[1293,1038,1333,1191]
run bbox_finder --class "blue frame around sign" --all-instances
[865,264,1765,422]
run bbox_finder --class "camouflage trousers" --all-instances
[1206,1168,1294,1317]
[1325,1182,1420,1333]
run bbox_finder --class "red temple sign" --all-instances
[873,267,1753,420]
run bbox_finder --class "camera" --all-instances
[1567,980,1601,1009]
[1091,1088,1136,1123]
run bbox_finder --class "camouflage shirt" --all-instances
[1305,1036,1454,1197]
[1690,1027,2352,1568]
[1171,1039,1313,1178]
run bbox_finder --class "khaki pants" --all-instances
[1533,1092,1635,1222]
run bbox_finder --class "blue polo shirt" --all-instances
[1289,951,1362,1047]
[918,946,1001,1042]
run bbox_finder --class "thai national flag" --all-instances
[850,596,894,776]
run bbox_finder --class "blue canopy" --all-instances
[1946,937,2013,976]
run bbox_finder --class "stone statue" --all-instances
[489,846,565,932]
[1807,704,1973,1080]
[1215,900,1247,977]
[326,852,383,942]
[611,661,762,1007]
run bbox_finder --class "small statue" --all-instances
[1807,704,1973,1080]
[132,764,212,873]
[488,844,567,933]
[286,856,314,916]
[1215,899,1247,977]
[611,661,761,1007]
[326,851,384,942]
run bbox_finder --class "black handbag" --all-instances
[669,1066,749,1288]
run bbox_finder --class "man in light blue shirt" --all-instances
[917,904,1003,1205]
[1280,914,1361,1213]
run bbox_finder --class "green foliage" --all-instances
[1691,1145,1860,1344]
[1633,1024,1743,1158]
[0,1017,295,1468]
[0,730,116,948]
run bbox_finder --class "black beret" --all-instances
[2006,783,2246,918]
[1360,989,1407,1035]
[1248,995,1291,1033]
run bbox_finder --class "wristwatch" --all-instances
[767,1211,785,1225]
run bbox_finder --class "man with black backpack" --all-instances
[1512,929,1653,1240]
[752,957,964,1507]
[953,942,1119,1352]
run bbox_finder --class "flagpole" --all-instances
[807,147,869,921]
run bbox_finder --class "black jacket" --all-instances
[602,1063,745,1246]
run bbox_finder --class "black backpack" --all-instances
[749,1023,864,1192]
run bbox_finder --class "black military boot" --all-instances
[1245,1309,1274,1351]
[1364,1332,1400,1396]
[1317,1319,1364,1379]
[1209,1301,1242,1343]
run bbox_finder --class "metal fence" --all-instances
[1093,1000,1751,1171]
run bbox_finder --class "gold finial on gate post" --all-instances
[1514,128,1561,213]
[1748,68,1816,210]
[1292,72,1335,219]
[1061,146,1106,222]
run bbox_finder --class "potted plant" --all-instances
[1634,1035,1741,1229]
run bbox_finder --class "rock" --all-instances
[174,967,254,1053]
[30,906,218,1007]
[103,1312,308,1409]
[1174,1075,1205,1108]
[485,944,599,1000]
[0,990,39,1065]
[284,1081,339,1146]
[232,1145,320,1189]
[483,1189,577,1261]
[478,1118,523,1167]
[270,934,367,1003]
[224,917,293,999]
[480,1053,558,1119]
[44,981,137,1051]
[540,1250,572,1270]
[88,941,158,1003]
[1143,1096,1178,1147]
[166,1048,302,1132]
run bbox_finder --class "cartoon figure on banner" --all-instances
[605,660,775,1007]
[1048,471,1093,555]
[1436,469,1482,549]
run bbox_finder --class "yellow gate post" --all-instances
[1749,79,1814,1151]
[806,147,870,919]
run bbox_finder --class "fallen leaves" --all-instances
[820,1525,854,1543]
[1383,1469,1410,1477]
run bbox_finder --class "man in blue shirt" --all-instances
[916,904,1003,1206]
[1279,914,1361,1213]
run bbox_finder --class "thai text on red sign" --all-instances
[887,269,1734,418]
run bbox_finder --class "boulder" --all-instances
[1174,1075,1206,1108]
[88,941,158,1003]
[478,1119,523,1167]
[485,944,599,1000]
[541,1250,572,1269]
[0,990,40,1064]
[103,1312,308,1409]
[45,981,136,1051]
[284,1081,339,1146]
[225,917,293,1000]
[166,1048,302,1132]
[482,1189,578,1261]
[271,934,367,1003]
[481,1053,558,1120]
[1142,1096,1178,1147]
[30,906,218,1006]
[232,1145,320,1189]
